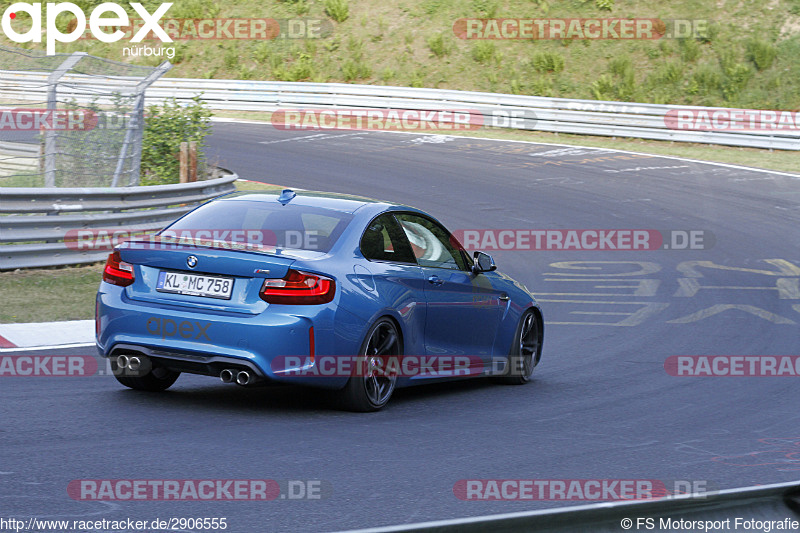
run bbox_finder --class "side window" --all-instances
[395,213,468,271]
[360,214,417,264]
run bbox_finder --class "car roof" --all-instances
[217,189,393,214]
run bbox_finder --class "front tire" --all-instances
[340,318,401,412]
[499,310,541,385]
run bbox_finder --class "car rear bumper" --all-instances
[96,284,349,389]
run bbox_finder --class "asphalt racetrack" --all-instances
[3,124,800,532]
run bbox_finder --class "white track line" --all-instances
[0,342,96,353]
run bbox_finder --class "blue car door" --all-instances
[358,214,428,357]
[393,213,503,364]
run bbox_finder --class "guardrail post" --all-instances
[189,141,197,182]
[44,52,86,188]
[179,142,188,183]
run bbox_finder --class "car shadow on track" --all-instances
[111,381,342,413]
[106,375,522,414]
[391,378,505,406]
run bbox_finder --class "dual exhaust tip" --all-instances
[220,368,253,386]
[117,355,253,386]
[116,354,142,371]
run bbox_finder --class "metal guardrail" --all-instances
[0,174,237,270]
[1,72,798,150]
[344,481,800,532]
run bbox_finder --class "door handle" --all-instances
[427,275,444,286]
[499,293,510,301]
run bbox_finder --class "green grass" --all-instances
[0,263,104,323]
[0,174,45,187]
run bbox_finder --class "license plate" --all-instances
[156,271,234,300]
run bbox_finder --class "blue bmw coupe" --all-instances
[96,189,543,411]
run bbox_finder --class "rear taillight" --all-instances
[102,250,134,287]
[260,269,335,305]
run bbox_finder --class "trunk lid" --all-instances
[117,239,296,314]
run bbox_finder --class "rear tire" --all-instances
[112,360,180,392]
[499,310,541,385]
[340,318,401,412]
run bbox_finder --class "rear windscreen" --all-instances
[163,200,354,253]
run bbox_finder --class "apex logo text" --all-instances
[2,2,173,55]
[146,317,210,340]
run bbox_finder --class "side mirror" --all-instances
[472,251,496,274]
